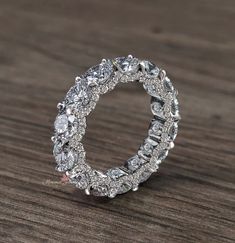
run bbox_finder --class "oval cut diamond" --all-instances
[54,114,68,134]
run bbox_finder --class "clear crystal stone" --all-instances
[151,98,164,117]
[71,172,89,189]
[139,169,152,183]
[169,123,178,140]
[118,181,132,194]
[107,167,126,180]
[163,77,174,92]
[54,114,68,134]
[143,143,153,155]
[66,83,91,106]
[171,98,179,116]
[114,56,139,74]
[91,184,109,196]
[83,60,113,86]
[127,156,141,172]
[142,60,159,77]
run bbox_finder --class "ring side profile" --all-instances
[52,55,180,198]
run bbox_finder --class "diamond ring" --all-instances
[52,55,180,198]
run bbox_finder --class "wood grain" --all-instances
[0,0,235,242]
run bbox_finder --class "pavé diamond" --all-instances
[139,169,152,183]
[71,172,89,189]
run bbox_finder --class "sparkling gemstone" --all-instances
[53,141,77,171]
[118,181,132,194]
[169,123,178,140]
[144,83,158,97]
[171,98,179,116]
[92,184,109,196]
[67,150,78,164]
[54,114,68,134]
[151,98,164,117]
[84,60,113,86]
[66,83,91,106]
[127,156,141,172]
[163,77,174,92]
[143,143,153,155]
[71,172,89,189]
[107,168,126,180]
[68,114,76,123]
[150,120,163,136]
[142,60,159,77]
[114,56,139,74]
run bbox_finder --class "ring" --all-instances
[52,55,180,198]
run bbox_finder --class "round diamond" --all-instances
[54,114,68,134]
[114,56,139,74]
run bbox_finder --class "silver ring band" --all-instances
[52,55,180,198]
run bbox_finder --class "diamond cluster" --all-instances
[52,55,180,198]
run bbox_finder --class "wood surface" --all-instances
[0,0,235,242]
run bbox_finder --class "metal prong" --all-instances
[174,89,178,96]
[169,141,175,149]
[57,102,65,110]
[173,113,181,121]
[139,60,146,72]
[51,136,56,142]
[85,188,90,195]
[128,54,133,59]
[101,58,107,64]
[159,69,166,81]
[108,193,116,199]
[132,186,139,192]
[75,76,81,83]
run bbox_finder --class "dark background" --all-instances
[0,1,235,242]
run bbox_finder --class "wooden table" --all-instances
[0,1,234,242]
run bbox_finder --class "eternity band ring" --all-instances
[52,55,180,198]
